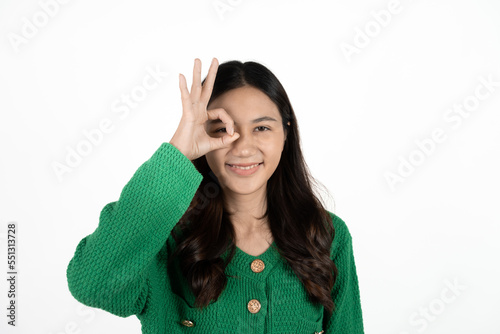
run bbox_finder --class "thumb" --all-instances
[210,132,240,150]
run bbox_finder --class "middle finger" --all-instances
[200,58,219,104]
[191,58,202,103]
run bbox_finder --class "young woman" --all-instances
[66,58,364,333]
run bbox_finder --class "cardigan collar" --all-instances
[221,240,286,282]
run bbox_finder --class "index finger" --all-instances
[200,58,219,105]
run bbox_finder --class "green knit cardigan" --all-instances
[66,142,364,333]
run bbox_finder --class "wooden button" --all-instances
[250,259,265,273]
[181,319,195,327]
[247,299,261,313]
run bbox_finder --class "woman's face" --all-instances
[205,85,287,196]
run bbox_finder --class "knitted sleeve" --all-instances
[323,213,364,333]
[66,142,203,318]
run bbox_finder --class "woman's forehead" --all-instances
[209,87,281,119]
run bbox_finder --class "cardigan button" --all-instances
[250,259,265,273]
[247,299,261,313]
[181,319,195,327]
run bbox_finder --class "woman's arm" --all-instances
[323,213,365,333]
[66,142,203,317]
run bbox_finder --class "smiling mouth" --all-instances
[226,162,263,170]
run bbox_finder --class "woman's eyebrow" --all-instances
[207,116,278,126]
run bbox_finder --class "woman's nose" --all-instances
[230,130,257,152]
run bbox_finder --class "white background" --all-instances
[1,0,499,333]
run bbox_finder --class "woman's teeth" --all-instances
[228,163,261,170]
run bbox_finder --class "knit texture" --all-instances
[66,142,364,333]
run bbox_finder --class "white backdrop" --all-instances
[1,0,499,333]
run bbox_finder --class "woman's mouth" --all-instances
[225,162,263,175]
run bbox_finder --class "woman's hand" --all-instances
[169,58,240,161]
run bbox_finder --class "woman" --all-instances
[66,58,364,333]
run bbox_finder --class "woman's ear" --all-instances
[285,121,290,141]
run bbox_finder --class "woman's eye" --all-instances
[215,126,270,133]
